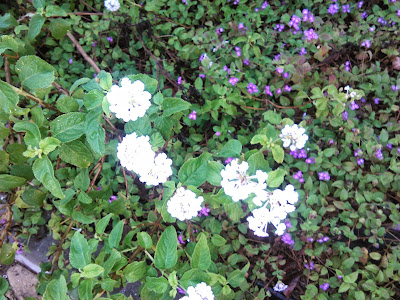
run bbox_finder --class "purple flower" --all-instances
[361,40,371,48]
[216,27,224,35]
[16,245,24,255]
[265,85,273,96]
[274,54,281,61]
[276,67,284,74]
[300,47,307,55]
[91,42,97,47]
[304,262,314,270]
[188,110,197,120]
[281,233,295,246]
[290,150,299,158]
[304,28,318,41]
[109,195,117,203]
[0,219,6,225]
[199,73,205,78]
[305,157,316,164]
[320,283,330,291]
[238,23,244,29]
[276,88,282,95]
[177,287,186,294]
[354,149,361,157]
[106,37,113,42]
[97,186,102,191]
[243,58,250,65]
[357,158,365,166]
[274,24,285,32]
[397,148,400,155]
[199,53,207,61]
[198,206,210,217]
[318,172,330,181]
[342,110,348,121]
[328,4,339,15]
[293,170,303,180]
[284,220,292,228]
[235,46,241,57]
[261,1,268,9]
[361,12,368,19]
[284,85,292,92]
[229,77,239,86]
[392,85,399,91]
[358,1,364,8]
[288,15,301,30]
[247,82,258,94]
[393,224,400,231]
[398,9,400,17]
[178,235,186,245]
[342,4,350,13]
[283,72,290,79]
[307,237,314,242]
[387,143,393,150]
[215,131,221,136]
[225,157,233,164]
[177,76,182,85]
[350,101,359,110]
[344,60,351,71]
[298,149,307,158]
[68,58,73,64]
[375,149,383,160]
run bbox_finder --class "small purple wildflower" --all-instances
[199,53,207,61]
[97,186,102,191]
[188,110,197,120]
[350,101,359,110]
[387,143,393,150]
[265,85,273,96]
[288,15,301,30]
[225,157,233,164]
[328,4,339,15]
[283,72,290,79]
[91,42,97,47]
[284,85,292,92]
[177,287,186,294]
[293,171,304,183]
[274,54,281,61]
[374,98,380,104]
[304,28,318,41]
[358,1,364,8]
[397,148,400,155]
[198,206,210,217]
[215,131,221,136]
[342,110,348,121]
[290,150,299,158]
[342,4,350,13]
[238,23,244,29]
[361,40,371,48]
[298,149,307,158]
[276,67,284,74]
[284,220,292,228]
[109,195,117,203]
[276,88,282,95]
[320,283,330,291]
[178,235,185,245]
[0,219,6,225]
[261,1,268,9]
[318,172,330,181]
[216,27,224,35]
[354,149,361,157]
[68,59,73,64]
[16,245,24,255]
[177,77,182,85]
[229,77,239,86]
[247,82,258,94]
[361,12,368,19]
[392,85,399,91]
[307,237,314,242]
[235,46,241,57]
[281,233,295,246]
[375,149,383,160]
[357,158,365,166]
[299,47,307,55]
[304,262,314,270]
[393,224,400,231]
[344,60,351,71]
[274,24,285,32]
[305,157,316,164]
[106,37,113,42]
[243,58,250,65]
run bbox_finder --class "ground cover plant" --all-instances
[0,0,400,299]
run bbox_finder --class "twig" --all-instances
[66,32,101,74]
[11,86,61,113]
[87,156,105,192]
[4,57,11,84]
[50,221,74,274]
[67,12,104,16]
[52,82,69,96]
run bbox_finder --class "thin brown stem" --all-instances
[66,32,101,74]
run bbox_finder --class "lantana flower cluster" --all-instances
[181,282,214,300]
[280,124,309,151]
[220,159,299,237]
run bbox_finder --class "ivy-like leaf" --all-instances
[154,226,177,270]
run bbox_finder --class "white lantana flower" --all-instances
[106,78,151,122]
[167,188,204,221]
[279,124,309,151]
[138,153,173,186]
[117,133,155,174]
[180,282,214,300]
[104,0,120,12]
[220,159,268,204]
[247,185,299,237]
[273,281,288,292]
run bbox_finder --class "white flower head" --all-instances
[220,159,268,204]
[138,153,173,186]
[181,282,214,300]
[273,281,288,292]
[167,188,204,221]
[279,124,309,151]
[106,78,151,122]
[104,0,120,12]
[117,133,155,174]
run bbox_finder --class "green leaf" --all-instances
[343,271,359,284]
[154,226,178,270]
[78,279,93,300]
[369,252,382,260]
[22,187,46,207]
[95,213,113,236]
[250,134,267,146]
[13,121,41,146]
[49,18,70,40]
[27,14,45,41]
[271,144,284,163]
[15,55,56,91]
[81,264,104,278]
[180,269,210,289]
[137,232,153,249]
[178,152,212,187]
[206,161,223,186]
[85,108,105,156]
[338,282,351,293]
[74,169,90,191]
[103,249,121,275]
[78,192,92,204]
[216,139,242,158]
[342,257,355,269]
[50,112,86,142]
[0,80,19,115]
[191,234,211,271]
[40,137,61,155]
[162,97,191,117]
[43,276,69,300]
[127,74,158,94]
[0,243,16,265]
[0,175,26,191]
[0,277,9,295]
[69,231,90,269]
[59,141,94,168]
[56,96,79,113]
[45,5,68,17]
[146,277,168,294]
[72,210,95,224]
[108,220,124,248]
[97,71,113,91]
[0,150,9,173]
[32,156,64,199]
[33,0,46,10]
[380,129,388,143]
[84,90,104,110]
[267,168,285,188]
[70,78,91,94]
[0,14,18,31]
[124,261,147,283]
